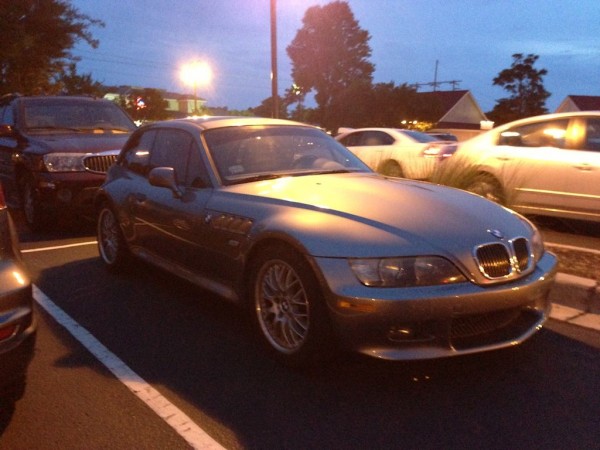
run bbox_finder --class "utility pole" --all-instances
[270,0,279,118]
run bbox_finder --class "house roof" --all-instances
[561,95,600,111]
[417,90,471,113]
[416,90,488,129]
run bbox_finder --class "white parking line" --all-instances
[33,285,225,450]
[21,241,98,253]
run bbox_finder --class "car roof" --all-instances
[145,116,315,131]
[493,110,600,130]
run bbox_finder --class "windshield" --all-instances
[204,125,371,185]
[22,99,136,133]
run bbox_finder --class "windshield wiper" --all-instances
[27,125,84,132]
[227,173,283,185]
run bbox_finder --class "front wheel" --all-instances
[248,245,335,367]
[379,160,403,178]
[466,174,506,204]
[20,174,51,231]
[97,204,130,271]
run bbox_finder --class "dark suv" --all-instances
[0,94,136,230]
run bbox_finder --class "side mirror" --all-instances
[148,167,183,198]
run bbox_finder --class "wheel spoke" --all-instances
[257,260,310,353]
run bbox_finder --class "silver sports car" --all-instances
[96,117,557,366]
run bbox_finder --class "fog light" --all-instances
[387,326,415,342]
[39,181,56,189]
[57,188,72,203]
[387,325,435,343]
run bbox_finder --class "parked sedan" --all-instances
[449,111,600,223]
[96,117,557,366]
[335,127,456,179]
[0,183,36,401]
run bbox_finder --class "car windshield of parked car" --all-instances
[204,125,371,185]
[22,99,136,133]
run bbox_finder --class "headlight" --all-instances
[43,153,86,172]
[349,256,466,287]
[528,223,545,264]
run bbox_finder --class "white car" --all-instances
[335,128,457,179]
[451,111,600,223]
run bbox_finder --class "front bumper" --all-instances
[315,251,558,360]
[33,171,106,215]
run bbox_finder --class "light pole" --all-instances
[180,61,212,115]
[270,0,278,118]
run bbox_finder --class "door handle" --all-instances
[573,163,592,171]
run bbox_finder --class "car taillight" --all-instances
[0,324,18,341]
[422,144,457,159]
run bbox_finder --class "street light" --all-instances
[180,61,212,115]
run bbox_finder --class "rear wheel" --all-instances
[248,244,335,367]
[97,204,130,271]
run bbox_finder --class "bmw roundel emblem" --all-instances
[488,229,504,239]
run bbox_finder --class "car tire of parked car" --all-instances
[248,244,335,367]
[466,174,506,205]
[379,160,403,178]
[97,204,131,271]
[20,173,51,231]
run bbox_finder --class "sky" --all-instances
[69,0,600,113]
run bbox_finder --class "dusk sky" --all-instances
[69,0,600,113]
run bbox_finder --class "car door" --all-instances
[492,118,574,212]
[551,117,600,219]
[130,128,214,272]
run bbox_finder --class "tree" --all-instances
[287,1,374,131]
[251,96,288,119]
[487,53,550,124]
[54,62,104,96]
[119,88,168,122]
[0,0,103,95]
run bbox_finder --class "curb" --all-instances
[549,273,600,332]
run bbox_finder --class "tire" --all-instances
[20,174,51,231]
[97,204,130,271]
[248,244,335,367]
[379,160,403,178]
[466,174,506,204]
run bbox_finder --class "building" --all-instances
[555,95,600,113]
[418,90,491,141]
[103,86,206,118]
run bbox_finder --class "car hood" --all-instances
[216,172,532,262]
[24,133,131,155]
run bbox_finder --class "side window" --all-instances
[186,143,210,188]
[584,119,600,151]
[121,129,156,176]
[499,120,568,148]
[149,129,193,185]
[339,132,363,147]
[361,131,392,146]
